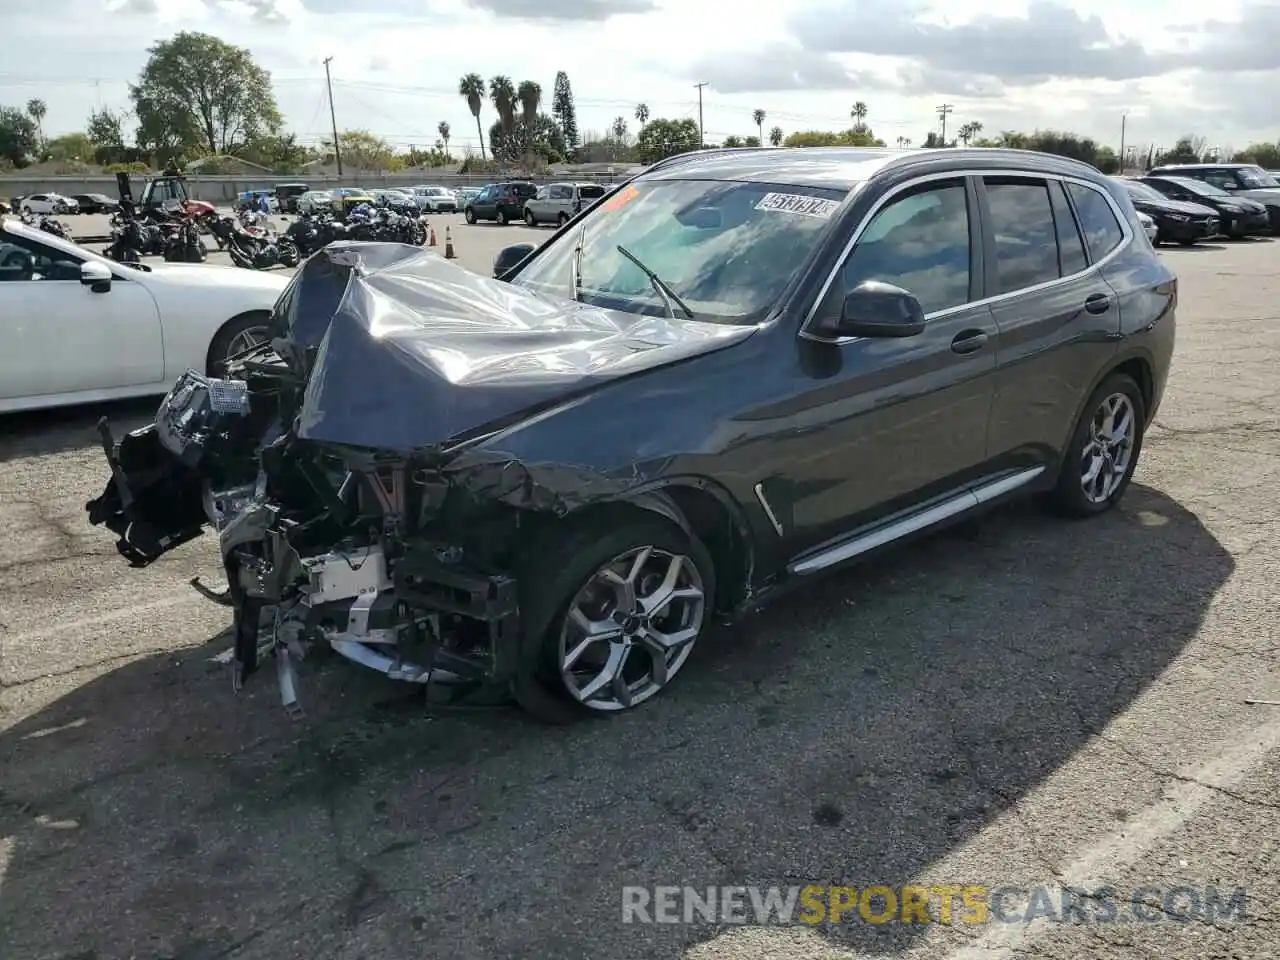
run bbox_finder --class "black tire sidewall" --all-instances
[513,510,716,718]
[1052,372,1146,517]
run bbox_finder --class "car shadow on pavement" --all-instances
[0,483,1231,959]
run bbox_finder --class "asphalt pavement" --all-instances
[1,236,1279,960]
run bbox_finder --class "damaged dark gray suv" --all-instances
[86,147,1177,722]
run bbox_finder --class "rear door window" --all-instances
[579,185,606,200]
[1066,183,1125,261]
[1049,181,1088,275]
[983,177,1061,293]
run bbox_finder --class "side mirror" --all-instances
[830,280,926,338]
[493,242,536,279]
[81,260,113,293]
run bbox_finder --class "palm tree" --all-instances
[634,103,649,129]
[769,125,783,147]
[517,80,541,127]
[489,75,517,138]
[458,73,486,160]
[611,116,628,141]
[437,120,451,159]
[957,120,984,146]
[896,136,907,148]
[850,100,868,133]
[26,98,46,152]
[752,109,766,144]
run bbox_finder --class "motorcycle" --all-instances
[210,215,299,270]
[283,210,350,258]
[162,216,209,263]
[21,211,72,240]
[105,203,167,261]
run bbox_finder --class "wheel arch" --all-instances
[547,477,756,615]
[1053,349,1155,480]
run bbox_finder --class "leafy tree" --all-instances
[1158,136,1203,165]
[610,116,628,141]
[635,103,649,128]
[45,132,94,162]
[744,135,761,147]
[769,125,783,146]
[489,75,516,138]
[26,98,46,151]
[850,101,868,132]
[327,130,401,171]
[723,135,743,147]
[129,32,281,159]
[1233,141,1280,167]
[0,106,38,166]
[784,128,885,148]
[551,71,579,157]
[636,117,700,164]
[405,144,450,168]
[752,108,766,143]
[458,73,487,161]
[957,121,983,146]
[437,120,451,159]
[86,106,127,164]
[517,81,541,126]
[488,114,566,164]
[240,133,313,173]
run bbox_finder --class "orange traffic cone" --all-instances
[444,226,455,259]
[428,225,437,247]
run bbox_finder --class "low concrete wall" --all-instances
[0,170,629,203]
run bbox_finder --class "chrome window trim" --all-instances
[799,167,1135,345]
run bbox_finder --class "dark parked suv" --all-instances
[1112,177,1219,245]
[464,181,538,224]
[87,147,1176,724]
[1147,163,1280,233]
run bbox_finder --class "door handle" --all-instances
[951,330,989,355]
[1085,293,1112,314]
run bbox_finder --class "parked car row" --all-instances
[1112,162,1280,245]
[10,192,121,216]
[461,180,609,226]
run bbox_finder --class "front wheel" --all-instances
[512,512,715,723]
[496,209,507,225]
[464,207,476,224]
[1047,372,1146,518]
[206,313,271,376]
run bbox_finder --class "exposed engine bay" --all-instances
[84,241,752,715]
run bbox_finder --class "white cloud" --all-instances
[3,0,1279,160]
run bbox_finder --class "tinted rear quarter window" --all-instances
[1066,183,1125,261]
[983,177,1060,292]
[1049,181,1088,276]
[579,185,606,200]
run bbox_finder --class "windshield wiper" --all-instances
[615,244,694,320]
[569,221,586,302]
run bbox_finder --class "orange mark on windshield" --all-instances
[602,185,640,212]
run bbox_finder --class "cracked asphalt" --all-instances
[2,238,1279,960]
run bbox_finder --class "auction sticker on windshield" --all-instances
[603,184,641,212]
[755,192,840,218]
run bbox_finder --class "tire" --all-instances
[206,313,272,376]
[1047,372,1146,518]
[511,510,716,724]
[496,208,507,225]
[557,213,569,227]
[465,207,476,224]
[525,209,536,226]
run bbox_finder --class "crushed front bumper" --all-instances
[86,414,523,716]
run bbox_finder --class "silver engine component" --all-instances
[299,545,391,604]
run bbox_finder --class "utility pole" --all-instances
[936,103,953,145]
[694,82,708,148]
[1119,113,1127,174]
[323,56,343,177]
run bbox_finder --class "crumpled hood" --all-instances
[280,242,756,452]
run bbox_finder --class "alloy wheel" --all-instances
[1081,392,1136,504]
[557,545,706,712]
[224,325,269,361]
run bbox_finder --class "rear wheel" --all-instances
[465,207,476,224]
[512,512,715,723]
[1047,372,1146,518]
[496,208,507,225]
[525,209,536,226]
[557,212,569,227]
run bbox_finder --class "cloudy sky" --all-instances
[3,0,1278,155]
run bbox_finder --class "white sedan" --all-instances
[0,217,289,414]
[21,193,79,215]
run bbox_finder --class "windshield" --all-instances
[1121,180,1165,202]
[511,178,849,324]
[1170,178,1229,198]
[1238,166,1280,188]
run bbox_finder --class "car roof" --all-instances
[1150,163,1250,171]
[638,146,1109,190]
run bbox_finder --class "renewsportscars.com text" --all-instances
[621,884,1249,925]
